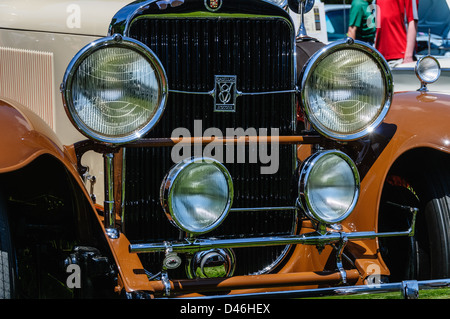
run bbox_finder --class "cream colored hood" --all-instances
[0,0,131,36]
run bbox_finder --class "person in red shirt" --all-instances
[375,0,419,68]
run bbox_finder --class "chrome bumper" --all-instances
[129,206,419,297]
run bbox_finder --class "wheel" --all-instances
[0,194,16,299]
[379,152,450,281]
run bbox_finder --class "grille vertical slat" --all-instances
[124,16,296,276]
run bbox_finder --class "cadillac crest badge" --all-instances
[214,75,237,112]
[205,0,222,11]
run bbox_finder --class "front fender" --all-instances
[384,91,450,155]
[0,97,94,215]
[348,91,450,226]
[0,97,78,174]
[337,91,450,278]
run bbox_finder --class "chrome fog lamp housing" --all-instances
[298,150,360,224]
[300,39,393,141]
[61,34,168,144]
[187,248,236,279]
[416,55,441,91]
[160,157,234,235]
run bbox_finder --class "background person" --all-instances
[375,0,419,68]
[347,0,376,45]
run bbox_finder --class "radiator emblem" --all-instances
[214,75,237,112]
[205,0,222,11]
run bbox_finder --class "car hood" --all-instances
[0,0,131,36]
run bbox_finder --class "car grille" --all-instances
[123,16,297,277]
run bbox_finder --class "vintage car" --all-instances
[1,0,450,300]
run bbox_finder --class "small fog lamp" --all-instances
[160,157,234,235]
[415,56,441,91]
[298,150,360,224]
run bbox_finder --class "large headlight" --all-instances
[298,150,360,224]
[300,39,393,141]
[61,34,168,144]
[160,157,234,235]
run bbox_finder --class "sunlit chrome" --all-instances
[300,38,393,141]
[156,0,185,10]
[266,0,288,8]
[298,150,360,224]
[187,248,236,279]
[160,157,234,235]
[168,86,297,97]
[104,153,119,238]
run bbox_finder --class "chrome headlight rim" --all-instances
[264,0,288,8]
[415,55,441,84]
[160,157,234,235]
[61,34,168,145]
[300,38,394,141]
[298,150,360,225]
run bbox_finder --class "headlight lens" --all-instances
[61,35,168,144]
[298,150,360,224]
[301,39,393,141]
[160,157,234,235]
[415,55,441,84]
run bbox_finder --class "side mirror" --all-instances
[288,0,316,39]
[288,0,315,14]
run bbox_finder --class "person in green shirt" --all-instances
[347,0,376,45]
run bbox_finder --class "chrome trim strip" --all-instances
[238,90,298,96]
[169,89,298,96]
[129,221,416,254]
[165,278,450,299]
[121,148,127,230]
[169,89,214,96]
[229,206,298,212]
[104,152,119,239]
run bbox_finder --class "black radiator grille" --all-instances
[124,16,297,277]
[129,17,294,135]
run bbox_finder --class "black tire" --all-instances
[0,194,16,299]
[419,158,450,278]
[379,153,450,281]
